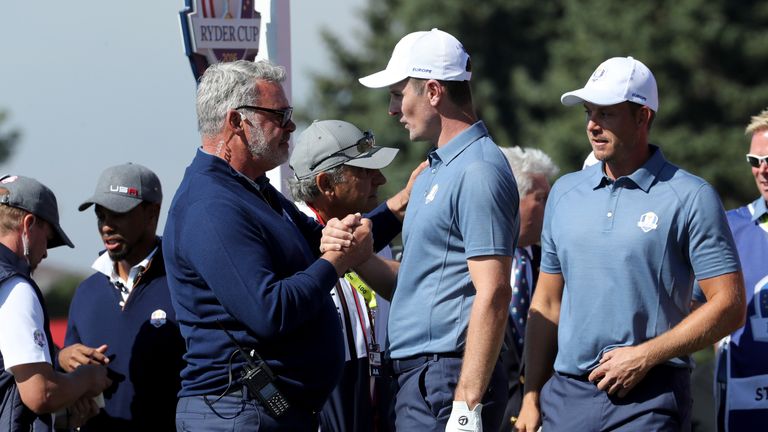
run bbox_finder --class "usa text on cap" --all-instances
[79,163,162,213]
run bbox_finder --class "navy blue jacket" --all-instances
[0,244,55,432]
[64,243,184,431]
[163,150,400,412]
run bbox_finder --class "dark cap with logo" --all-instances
[0,175,74,248]
[79,163,162,213]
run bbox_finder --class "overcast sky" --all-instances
[0,0,367,274]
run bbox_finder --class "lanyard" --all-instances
[334,282,358,360]
[345,271,377,309]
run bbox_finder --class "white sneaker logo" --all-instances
[425,184,439,204]
[637,211,659,232]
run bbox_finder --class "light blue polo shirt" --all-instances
[541,145,740,375]
[388,121,519,359]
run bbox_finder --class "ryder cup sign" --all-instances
[180,0,261,80]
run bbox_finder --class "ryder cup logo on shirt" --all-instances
[33,329,46,349]
[425,184,439,204]
[150,309,167,328]
[637,211,659,232]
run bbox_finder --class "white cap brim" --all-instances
[359,69,408,88]
[561,88,628,107]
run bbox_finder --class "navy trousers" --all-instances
[176,392,317,431]
[392,355,508,431]
[541,366,692,431]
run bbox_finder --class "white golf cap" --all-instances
[359,28,472,88]
[561,56,658,112]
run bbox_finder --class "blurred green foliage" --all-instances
[300,0,768,209]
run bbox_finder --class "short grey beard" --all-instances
[248,125,288,168]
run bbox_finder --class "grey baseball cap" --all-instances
[0,175,74,249]
[290,120,399,180]
[79,163,162,213]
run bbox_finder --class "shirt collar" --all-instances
[92,241,159,289]
[429,121,489,166]
[591,144,666,192]
[750,197,768,223]
[0,242,30,277]
[195,148,262,190]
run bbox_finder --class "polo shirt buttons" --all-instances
[607,212,613,218]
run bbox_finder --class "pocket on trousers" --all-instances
[422,358,460,420]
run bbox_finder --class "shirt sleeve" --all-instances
[179,199,339,340]
[0,276,52,373]
[457,161,519,258]
[686,184,741,280]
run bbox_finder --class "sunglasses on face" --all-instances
[746,154,768,168]
[309,131,376,171]
[235,105,293,128]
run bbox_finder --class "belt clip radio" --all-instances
[219,322,290,417]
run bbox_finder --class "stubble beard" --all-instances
[248,126,289,168]
[107,246,129,262]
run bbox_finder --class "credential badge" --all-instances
[150,309,167,328]
[637,211,659,233]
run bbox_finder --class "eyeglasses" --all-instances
[309,131,376,171]
[235,105,293,128]
[746,154,768,168]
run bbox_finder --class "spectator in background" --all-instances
[692,108,768,431]
[0,175,110,430]
[497,146,558,431]
[59,163,184,431]
[516,56,746,431]
[289,119,400,432]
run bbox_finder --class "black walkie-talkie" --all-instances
[217,321,290,417]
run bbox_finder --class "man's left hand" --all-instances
[587,345,652,397]
[446,401,483,432]
[58,343,109,372]
[68,395,101,428]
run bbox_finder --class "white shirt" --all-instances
[295,201,391,361]
[91,245,159,305]
[0,276,52,374]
